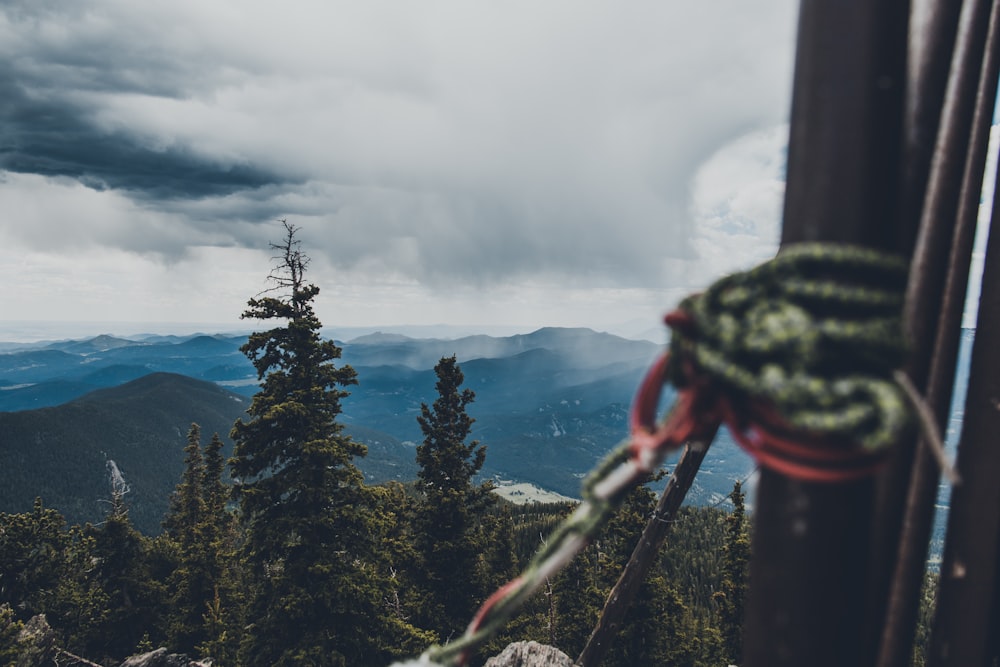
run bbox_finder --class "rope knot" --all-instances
[665,243,913,480]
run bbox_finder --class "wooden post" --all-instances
[742,2,911,666]
[876,1,999,664]
[576,436,714,667]
[865,0,962,657]
[927,122,1000,667]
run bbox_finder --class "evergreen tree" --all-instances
[162,424,236,658]
[0,604,24,665]
[0,499,74,621]
[714,481,749,665]
[413,355,492,636]
[83,467,167,663]
[164,424,206,540]
[366,482,439,660]
[481,503,519,593]
[201,432,231,541]
[553,546,603,657]
[229,221,388,666]
[195,431,241,664]
[584,484,706,667]
[611,571,703,667]
[0,499,106,652]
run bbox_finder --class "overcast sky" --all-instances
[0,1,801,339]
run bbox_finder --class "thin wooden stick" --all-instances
[577,436,714,667]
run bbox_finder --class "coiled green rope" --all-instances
[667,242,912,452]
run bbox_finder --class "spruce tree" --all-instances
[201,432,230,539]
[195,432,240,664]
[83,467,167,663]
[229,221,387,666]
[163,424,208,653]
[0,500,107,652]
[715,480,750,665]
[161,424,237,659]
[0,499,75,621]
[413,355,491,636]
[0,604,24,664]
[553,547,603,657]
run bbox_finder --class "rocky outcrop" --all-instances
[15,614,58,666]
[119,648,210,667]
[483,641,575,667]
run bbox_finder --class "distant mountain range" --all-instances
[22,325,971,535]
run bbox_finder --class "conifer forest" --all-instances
[0,224,938,667]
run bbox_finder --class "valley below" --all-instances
[2,325,965,538]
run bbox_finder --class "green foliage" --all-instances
[416,356,486,497]
[0,604,24,666]
[0,499,107,652]
[413,356,495,636]
[0,498,74,621]
[0,373,246,535]
[591,485,708,667]
[229,221,393,666]
[161,424,238,659]
[714,481,750,664]
[82,505,167,663]
[552,547,603,656]
[480,489,732,667]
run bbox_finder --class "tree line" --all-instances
[0,223,755,666]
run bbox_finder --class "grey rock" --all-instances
[483,641,575,667]
[119,648,210,667]
[16,615,57,667]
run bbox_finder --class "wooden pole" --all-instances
[876,1,999,664]
[927,105,1000,667]
[576,436,714,667]
[742,2,911,665]
[865,0,962,657]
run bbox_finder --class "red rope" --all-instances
[628,351,719,464]
[628,346,888,485]
[717,398,889,483]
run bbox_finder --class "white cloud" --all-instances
[684,125,786,286]
[0,0,800,333]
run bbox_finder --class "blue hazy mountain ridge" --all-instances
[0,326,753,533]
[0,326,974,540]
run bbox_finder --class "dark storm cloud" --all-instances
[0,1,295,202]
[0,73,291,201]
[0,0,798,298]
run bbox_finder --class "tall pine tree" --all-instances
[229,221,389,666]
[163,424,208,654]
[195,432,240,664]
[161,425,237,660]
[83,464,166,663]
[413,355,492,637]
[715,480,750,665]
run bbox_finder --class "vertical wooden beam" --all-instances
[780,1,910,250]
[742,1,911,665]
[877,1,999,664]
[927,119,1000,667]
[866,0,963,657]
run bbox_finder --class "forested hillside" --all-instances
[0,478,751,666]
[0,372,419,534]
[0,373,247,533]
